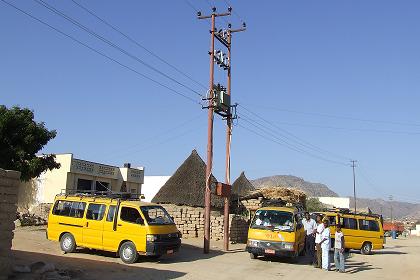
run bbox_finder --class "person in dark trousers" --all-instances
[302,212,316,264]
[334,224,345,273]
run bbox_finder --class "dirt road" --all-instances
[11,226,420,280]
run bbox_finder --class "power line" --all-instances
[238,104,351,161]
[1,0,200,104]
[99,112,203,160]
[252,120,420,136]
[71,0,207,90]
[237,118,349,167]
[34,0,204,99]
[244,103,420,128]
[222,0,245,23]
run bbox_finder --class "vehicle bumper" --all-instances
[246,245,296,258]
[146,239,181,256]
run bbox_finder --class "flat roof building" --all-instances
[36,153,144,204]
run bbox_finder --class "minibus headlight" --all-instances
[283,242,294,250]
[146,234,158,242]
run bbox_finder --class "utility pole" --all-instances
[197,7,231,254]
[389,195,393,223]
[351,160,357,213]
[224,25,245,252]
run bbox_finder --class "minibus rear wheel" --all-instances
[361,242,372,255]
[119,241,139,264]
[249,253,257,259]
[60,233,76,253]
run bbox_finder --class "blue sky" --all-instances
[1,0,419,203]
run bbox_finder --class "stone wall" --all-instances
[0,169,21,279]
[161,204,249,243]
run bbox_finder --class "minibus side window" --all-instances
[106,206,116,222]
[52,201,85,218]
[359,219,379,231]
[340,217,358,230]
[120,206,144,225]
[69,202,86,218]
[86,204,106,221]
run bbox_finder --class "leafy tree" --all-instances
[0,105,60,181]
[306,197,327,212]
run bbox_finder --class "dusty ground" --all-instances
[10,226,420,280]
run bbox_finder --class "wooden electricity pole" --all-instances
[198,7,231,254]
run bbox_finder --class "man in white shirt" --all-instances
[320,219,331,271]
[302,212,317,264]
[314,215,325,268]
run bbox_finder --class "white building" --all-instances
[317,197,350,209]
[411,224,420,237]
[36,153,144,204]
[141,176,170,202]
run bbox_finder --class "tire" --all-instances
[60,233,76,253]
[361,242,372,255]
[119,241,138,264]
[150,255,162,260]
[250,253,257,259]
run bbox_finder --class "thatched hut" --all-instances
[231,171,255,197]
[152,149,224,208]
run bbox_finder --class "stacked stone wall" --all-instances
[161,204,249,243]
[0,169,21,279]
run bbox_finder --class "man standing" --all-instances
[314,215,325,268]
[334,224,345,273]
[320,219,331,271]
[302,212,316,264]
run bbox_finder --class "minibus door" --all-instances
[83,203,106,249]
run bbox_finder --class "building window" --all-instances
[77,179,92,191]
[96,181,109,192]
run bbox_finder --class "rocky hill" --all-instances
[350,197,420,220]
[251,175,338,197]
[251,175,419,219]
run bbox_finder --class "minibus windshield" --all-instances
[140,206,174,225]
[251,210,294,231]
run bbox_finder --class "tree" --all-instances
[0,105,60,181]
[306,197,327,212]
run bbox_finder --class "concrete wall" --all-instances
[0,168,21,278]
[161,204,249,243]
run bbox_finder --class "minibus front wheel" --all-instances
[119,241,139,264]
[60,233,76,253]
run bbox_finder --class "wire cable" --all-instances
[34,0,204,99]
[238,104,351,161]
[244,103,420,128]
[0,0,200,105]
[237,118,349,167]
[71,0,207,90]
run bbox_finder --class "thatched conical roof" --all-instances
[152,150,224,208]
[232,171,255,197]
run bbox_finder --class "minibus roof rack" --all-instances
[58,189,145,201]
[325,207,382,219]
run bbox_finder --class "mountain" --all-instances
[251,175,338,197]
[350,197,420,220]
[251,175,420,220]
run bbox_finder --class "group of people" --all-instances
[302,212,345,273]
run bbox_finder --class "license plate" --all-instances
[167,249,174,254]
[265,249,275,254]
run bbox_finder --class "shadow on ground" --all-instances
[344,260,382,274]
[12,250,186,280]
